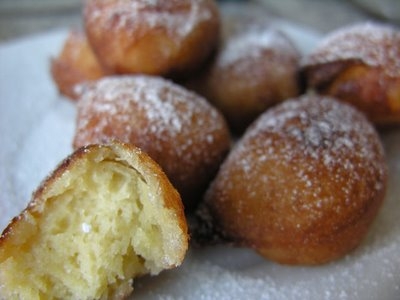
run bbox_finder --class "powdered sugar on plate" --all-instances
[0,29,75,228]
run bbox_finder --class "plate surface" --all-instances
[0,22,399,300]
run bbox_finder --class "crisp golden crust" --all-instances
[202,95,387,265]
[186,20,301,133]
[0,141,188,299]
[83,0,220,77]
[73,75,231,209]
[50,30,106,100]
[302,22,400,125]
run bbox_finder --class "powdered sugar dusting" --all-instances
[86,0,214,40]
[76,75,225,144]
[74,75,230,198]
[218,24,299,69]
[1,21,399,300]
[133,128,400,298]
[208,94,386,235]
[81,222,92,233]
[304,22,400,77]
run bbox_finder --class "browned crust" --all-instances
[201,95,388,265]
[83,0,220,77]
[302,61,400,125]
[184,17,301,133]
[301,23,400,126]
[50,30,106,100]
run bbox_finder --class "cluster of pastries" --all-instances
[50,0,396,266]
[52,0,221,100]
[1,1,397,299]
[194,20,396,264]
[52,0,301,209]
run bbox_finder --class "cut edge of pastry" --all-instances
[0,141,188,300]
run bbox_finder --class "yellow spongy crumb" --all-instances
[0,143,188,300]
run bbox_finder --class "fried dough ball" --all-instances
[0,141,188,299]
[302,22,400,126]
[186,21,301,133]
[83,0,220,77]
[73,75,231,209]
[201,95,387,265]
[50,30,106,100]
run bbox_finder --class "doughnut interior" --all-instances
[0,142,188,299]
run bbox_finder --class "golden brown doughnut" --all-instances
[0,141,188,299]
[73,75,231,209]
[186,18,301,133]
[301,22,400,126]
[83,0,220,77]
[50,30,106,100]
[201,94,387,265]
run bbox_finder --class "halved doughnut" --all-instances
[0,141,188,299]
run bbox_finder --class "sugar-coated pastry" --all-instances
[185,17,301,133]
[83,0,220,77]
[0,141,188,299]
[201,94,387,265]
[73,75,231,209]
[50,30,106,100]
[302,22,400,126]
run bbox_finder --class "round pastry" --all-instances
[0,141,188,299]
[73,75,231,209]
[301,22,400,126]
[50,30,106,100]
[83,0,220,77]
[186,21,301,133]
[202,94,387,265]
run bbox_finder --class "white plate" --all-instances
[0,23,399,300]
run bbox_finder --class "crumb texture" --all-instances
[0,144,187,300]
